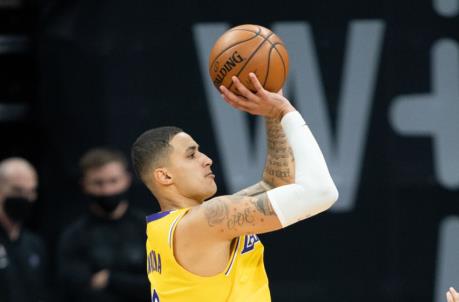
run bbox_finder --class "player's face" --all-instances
[167,132,217,202]
[82,162,131,196]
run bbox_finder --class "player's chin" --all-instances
[203,182,218,200]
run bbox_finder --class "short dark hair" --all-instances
[131,126,183,184]
[79,148,128,176]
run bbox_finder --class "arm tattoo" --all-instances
[232,119,293,197]
[263,118,295,186]
[252,194,275,216]
[227,208,254,230]
[203,200,228,227]
[203,195,274,232]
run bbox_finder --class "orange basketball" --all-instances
[208,24,289,94]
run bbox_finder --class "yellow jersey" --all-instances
[145,208,271,302]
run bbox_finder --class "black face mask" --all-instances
[3,197,33,223]
[88,190,128,213]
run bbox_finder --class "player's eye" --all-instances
[188,153,195,159]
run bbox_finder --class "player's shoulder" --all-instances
[146,209,174,223]
[146,208,190,244]
[146,208,188,224]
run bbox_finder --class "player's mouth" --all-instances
[206,172,215,178]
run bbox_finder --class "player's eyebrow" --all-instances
[185,145,199,153]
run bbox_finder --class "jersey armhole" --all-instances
[168,209,189,249]
[169,209,241,278]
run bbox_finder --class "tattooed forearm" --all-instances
[203,201,229,227]
[252,194,275,216]
[263,118,295,186]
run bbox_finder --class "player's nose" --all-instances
[202,153,213,167]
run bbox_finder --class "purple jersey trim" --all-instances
[146,210,172,223]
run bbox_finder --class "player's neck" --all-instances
[158,193,201,211]
[153,185,202,211]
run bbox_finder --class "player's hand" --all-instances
[447,287,459,302]
[219,73,295,120]
[91,269,110,290]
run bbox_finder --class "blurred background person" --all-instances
[57,148,149,302]
[0,157,48,301]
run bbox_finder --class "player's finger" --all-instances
[220,91,254,112]
[447,291,454,302]
[221,95,244,111]
[220,85,239,102]
[249,73,265,95]
[231,76,257,100]
[220,86,257,109]
[220,92,241,108]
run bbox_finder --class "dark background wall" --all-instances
[1,0,459,301]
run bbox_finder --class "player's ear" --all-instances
[153,168,173,185]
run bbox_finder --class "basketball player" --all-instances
[131,73,339,301]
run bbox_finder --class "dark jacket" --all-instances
[58,207,149,302]
[0,227,47,302]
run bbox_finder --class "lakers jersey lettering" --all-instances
[152,289,160,302]
[145,208,271,301]
[241,234,260,254]
[147,250,162,274]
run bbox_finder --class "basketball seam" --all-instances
[228,31,275,91]
[271,42,287,84]
[209,27,261,73]
[238,29,288,88]
[263,46,274,88]
[227,28,268,38]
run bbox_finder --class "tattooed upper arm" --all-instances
[199,193,281,240]
[203,199,229,227]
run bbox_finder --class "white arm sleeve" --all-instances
[267,111,338,227]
